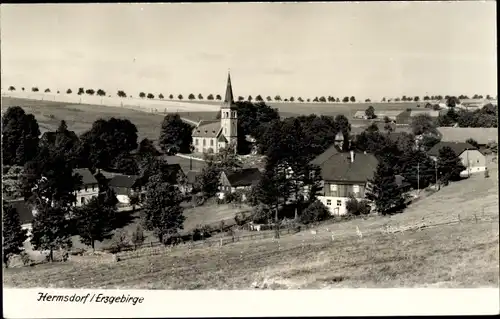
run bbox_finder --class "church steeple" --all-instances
[223,71,234,105]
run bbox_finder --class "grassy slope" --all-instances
[4,157,498,289]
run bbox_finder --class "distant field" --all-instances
[4,156,498,289]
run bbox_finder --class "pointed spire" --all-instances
[223,71,234,105]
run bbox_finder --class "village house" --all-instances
[108,175,145,204]
[427,141,487,176]
[310,147,379,216]
[192,72,238,155]
[73,168,100,206]
[217,168,262,200]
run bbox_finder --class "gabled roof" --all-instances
[73,168,98,185]
[223,72,235,105]
[313,151,379,183]
[375,110,406,117]
[218,134,228,143]
[427,142,478,157]
[310,144,340,166]
[108,175,140,189]
[192,120,222,138]
[223,168,262,187]
[410,110,441,117]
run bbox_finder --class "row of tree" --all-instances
[437,103,498,128]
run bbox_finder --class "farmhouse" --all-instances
[375,110,411,124]
[108,175,145,204]
[217,168,262,199]
[410,110,442,119]
[311,148,379,216]
[192,72,238,154]
[427,141,486,175]
[73,168,100,206]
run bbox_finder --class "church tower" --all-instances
[220,72,238,153]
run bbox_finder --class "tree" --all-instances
[289,97,295,102]
[66,89,72,94]
[350,96,356,102]
[31,87,39,92]
[22,87,25,91]
[139,92,146,98]
[342,96,349,103]
[207,94,214,100]
[446,96,460,108]
[39,120,80,166]
[383,116,394,133]
[8,85,16,91]
[248,95,253,102]
[466,138,480,149]
[307,98,311,102]
[274,95,281,102]
[2,106,40,166]
[267,96,272,102]
[437,146,466,184]
[238,96,244,101]
[30,204,73,262]
[73,197,116,251]
[169,94,174,99]
[365,106,376,119]
[414,96,420,102]
[313,97,319,102]
[198,93,203,100]
[366,162,406,215]
[3,166,24,199]
[298,97,304,102]
[188,93,195,100]
[85,89,95,95]
[178,94,184,100]
[216,94,222,100]
[159,113,193,155]
[411,114,438,136]
[141,173,185,244]
[114,153,139,175]
[346,195,371,216]
[117,90,127,98]
[2,201,28,267]
[45,88,51,93]
[79,118,138,170]
[256,95,263,102]
[147,93,155,99]
[131,224,145,249]
[158,93,164,100]
[365,99,371,102]
[96,89,106,96]
[77,88,84,95]
[137,138,160,160]
[319,96,326,102]
[300,200,330,224]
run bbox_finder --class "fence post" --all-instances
[474,214,478,224]
[150,242,153,248]
[458,214,461,223]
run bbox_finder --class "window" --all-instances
[81,197,85,204]
[326,199,332,206]
[330,184,337,192]
[84,185,88,192]
[210,139,214,146]
[226,112,229,118]
[195,138,198,145]
[353,185,360,193]
[203,139,206,146]
[337,200,342,206]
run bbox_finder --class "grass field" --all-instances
[4,157,498,289]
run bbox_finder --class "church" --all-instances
[192,72,238,154]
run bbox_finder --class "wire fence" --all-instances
[114,213,499,262]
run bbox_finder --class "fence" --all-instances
[114,212,499,262]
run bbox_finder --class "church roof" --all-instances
[193,120,222,138]
[223,72,234,105]
[218,135,228,143]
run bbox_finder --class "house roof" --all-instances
[223,168,262,187]
[410,110,441,118]
[427,141,478,157]
[186,170,201,184]
[73,168,98,185]
[97,169,123,180]
[375,110,406,117]
[310,144,340,166]
[192,120,222,138]
[223,72,235,104]
[108,175,140,189]
[218,134,228,143]
[354,111,367,118]
[438,127,498,145]
[313,151,379,183]
[7,199,35,225]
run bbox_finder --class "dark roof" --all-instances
[218,134,228,143]
[186,170,201,184]
[314,151,379,182]
[223,168,262,187]
[192,120,221,138]
[73,168,98,185]
[223,72,235,104]
[108,175,140,188]
[8,199,34,225]
[310,144,340,166]
[427,142,478,157]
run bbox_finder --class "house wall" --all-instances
[460,149,486,174]
[75,183,99,206]
[318,181,368,216]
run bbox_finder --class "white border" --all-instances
[3,288,500,318]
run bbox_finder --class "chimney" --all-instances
[350,150,355,163]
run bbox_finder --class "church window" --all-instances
[210,139,214,146]
[226,112,229,118]
[203,139,206,146]
[195,138,198,145]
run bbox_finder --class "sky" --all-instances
[1,2,497,100]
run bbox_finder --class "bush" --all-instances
[20,251,33,266]
[234,212,248,226]
[346,195,372,216]
[300,200,331,225]
[108,230,132,253]
[131,225,145,249]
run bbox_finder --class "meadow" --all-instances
[4,157,498,289]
